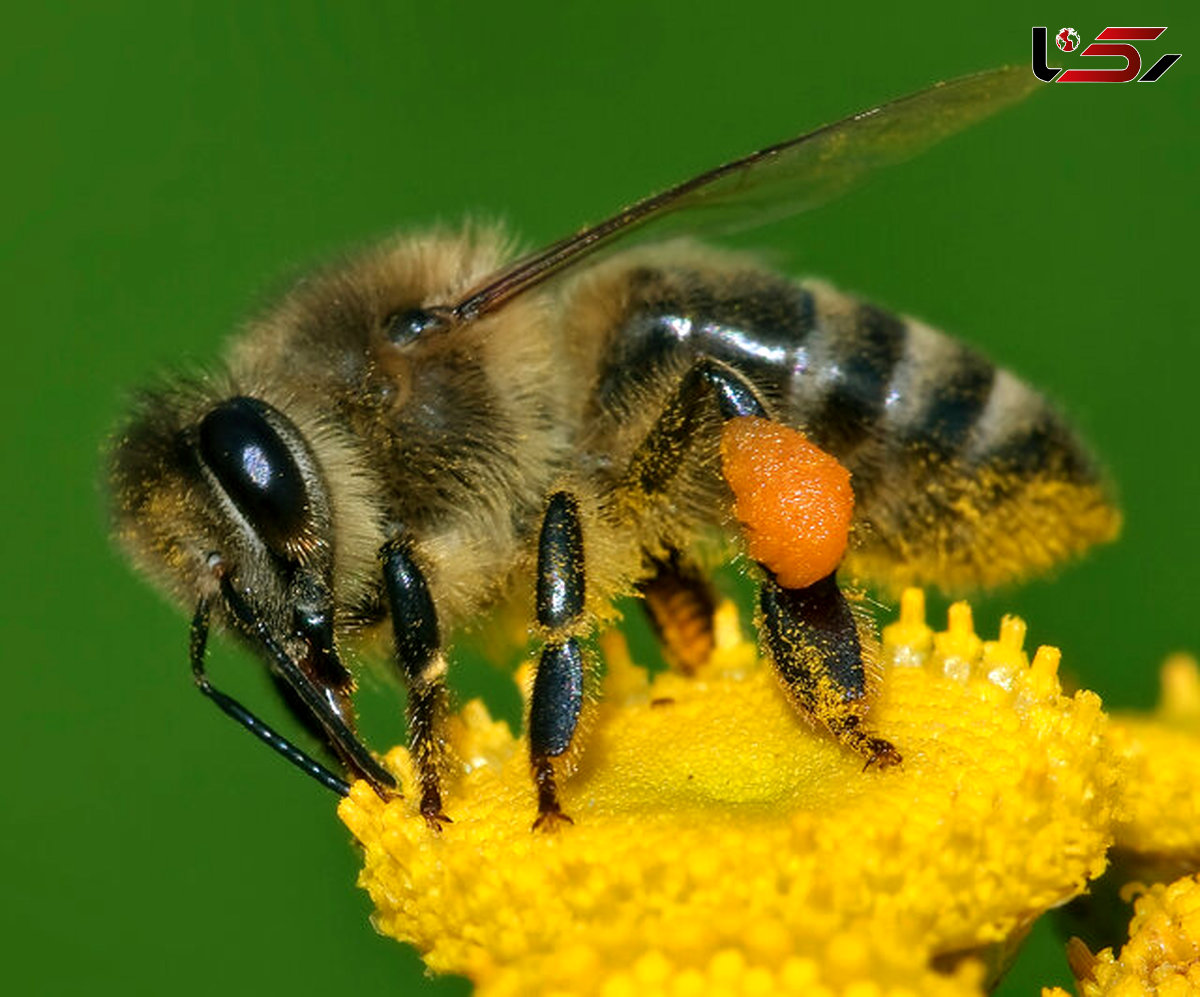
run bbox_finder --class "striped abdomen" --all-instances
[588,261,1119,591]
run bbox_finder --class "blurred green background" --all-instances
[3,3,1195,994]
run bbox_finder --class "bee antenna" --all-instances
[189,596,352,796]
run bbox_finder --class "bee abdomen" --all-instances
[787,284,1009,463]
[586,260,1118,592]
[794,284,1118,589]
[593,265,813,413]
[594,267,1009,473]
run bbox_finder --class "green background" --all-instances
[3,3,1195,994]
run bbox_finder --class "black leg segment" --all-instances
[760,571,900,768]
[381,538,452,830]
[536,492,585,630]
[529,639,584,831]
[702,359,769,421]
[760,571,866,702]
[529,490,589,829]
[530,639,585,758]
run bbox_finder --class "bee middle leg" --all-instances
[381,538,452,830]
[620,357,900,767]
[529,490,589,831]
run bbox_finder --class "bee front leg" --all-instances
[381,539,452,831]
[529,491,589,831]
[760,571,901,768]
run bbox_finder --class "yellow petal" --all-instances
[340,592,1120,996]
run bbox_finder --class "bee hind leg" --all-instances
[760,571,901,768]
[615,356,897,767]
[529,490,590,831]
[623,357,769,497]
[615,357,766,675]
[381,539,452,831]
[636,549,717,675]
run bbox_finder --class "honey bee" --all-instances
[109,67,1119,830]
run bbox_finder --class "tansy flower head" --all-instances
[340,591,1122,996]
[1108,654,1200,872]
[1041,655,1200,997]
[1046,874,1200,997]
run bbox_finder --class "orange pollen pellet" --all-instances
[719,416,854,589]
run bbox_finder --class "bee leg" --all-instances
[618,358,897,766]
[529,491,588,831]
[381,540,452,831]
[612,358,765,675]
[759,571,901,768]
[624,357,768,496]
[617,358,763,674]
[637,549,717,674]
[189,597,352,797]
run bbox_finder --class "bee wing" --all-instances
[448,66,1037,324]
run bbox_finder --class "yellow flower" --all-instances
[1041,656,1200,997]
[1108,654,1200,872]
[340,591,1123,996]
[1044,874,1200,996]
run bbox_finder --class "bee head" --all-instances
[108,379,342,670]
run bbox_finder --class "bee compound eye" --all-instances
[383,307,445,345]
[198,397,311,556]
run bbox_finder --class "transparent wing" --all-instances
[447,66,1038,324]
